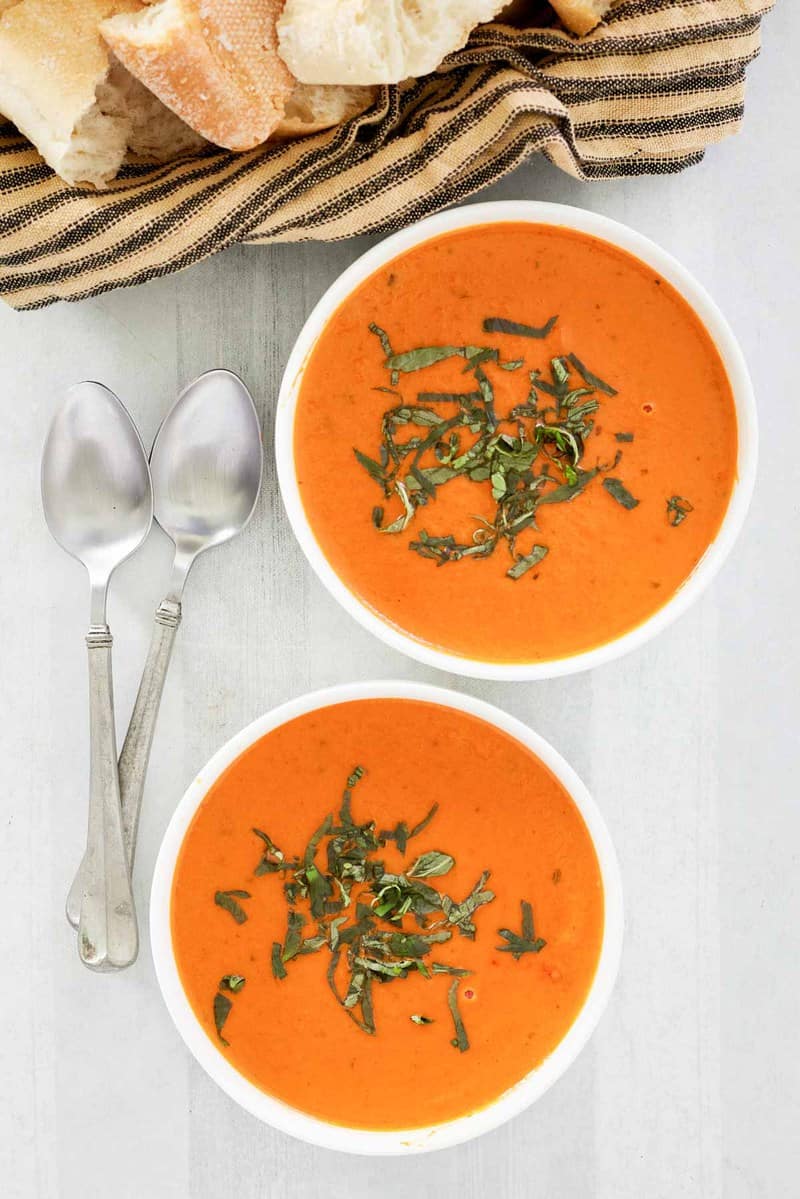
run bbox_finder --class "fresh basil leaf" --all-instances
[507,544,548,580]
[272,940,287,978]
[353,447,387,485]
[408,851,455,879]
[603,477,640,509]
[281,909,306,963]
[447,979,469,1052]
[666,495,693,526]
[496,901,547,959]
[214,890,250,924]
[219,974,246,993]
[566,352,617,395]
[386,346,466,373]
[213,992,232,1045]
[483,315,558,339]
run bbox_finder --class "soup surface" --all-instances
[293,223,738,662]
[171,699,604,1130]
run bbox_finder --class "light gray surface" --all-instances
[1,7,797,1196]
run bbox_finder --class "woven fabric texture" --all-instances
[0,0,774,310]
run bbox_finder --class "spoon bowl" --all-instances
[42,381,153,619]
[151,369,263,582]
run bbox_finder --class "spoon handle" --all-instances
[65,600,181,929]
[77,628,138,971]
[118,599,181,857]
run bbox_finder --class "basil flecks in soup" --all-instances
[293,222,738,663]
[171,699,605,1131]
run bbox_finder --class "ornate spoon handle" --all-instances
[66,600,181,930]
[77,628,138,970]
[119,599,182,855]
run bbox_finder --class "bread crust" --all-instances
[548,0,613,36]
[0,0,140,185]
[101,0,295,150]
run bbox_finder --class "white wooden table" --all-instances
[2,7,797,1196]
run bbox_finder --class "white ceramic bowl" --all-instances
[276,201,757,681]
[151,680,623,1156]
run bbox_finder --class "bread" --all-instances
[271,82,376,140]
[111,59,208,160]
[0,0,613,188]
[101,0,295,151]
[548,0,613,36]
[0,0,207,185]
[277,0,508,87]
[0,0,140,186]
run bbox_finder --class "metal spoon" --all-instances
[65,370,263,927]
[42,383,153,970]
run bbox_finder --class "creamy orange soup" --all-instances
[293,223,738,662]
[171,699,604,1130]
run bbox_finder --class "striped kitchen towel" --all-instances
[0,0,774,310]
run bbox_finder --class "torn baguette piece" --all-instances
[101,0,295,151]
[277,0,508,86]
[111,59,208,160]
[549,0,614,36]
[0,0,207,185]
[270,82,377,140]
[0,0,140,187]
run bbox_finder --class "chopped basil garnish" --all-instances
[496,900,547,959]
[603,477,640,509]
[483,315,558,339]
[355,326,635,580]
[447,979,469,1052]
[214,890,251,924]
[219,974,246,993]
[666,495,693,526]
[213,992,232,1045]
[407,851,455,879]
[213,770,553,1053]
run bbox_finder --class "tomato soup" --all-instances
[171,699,604,1130]
[292,223,738,662]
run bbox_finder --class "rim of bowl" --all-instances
[275,201,758,681]
[150,679,624,1156]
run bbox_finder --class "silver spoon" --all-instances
[65,370,263,927]
[42,383,153,970]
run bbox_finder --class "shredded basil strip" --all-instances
[603,477,640,509]
[483,315,558,339]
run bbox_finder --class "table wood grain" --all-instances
[1,7,797,1195]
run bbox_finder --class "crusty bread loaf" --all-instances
[277,0,507,87]
[271,82,376,140]
[549,0,613,36]
[0,0,207,185]
[0,0,139,186]
[101,0,295,151]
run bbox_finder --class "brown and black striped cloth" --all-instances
[0,0,774,311]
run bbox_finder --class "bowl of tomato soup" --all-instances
[151,681,623,1155]
[276,202,757,680]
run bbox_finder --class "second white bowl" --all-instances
[150,680,624,1155]
[276,201,757,681]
